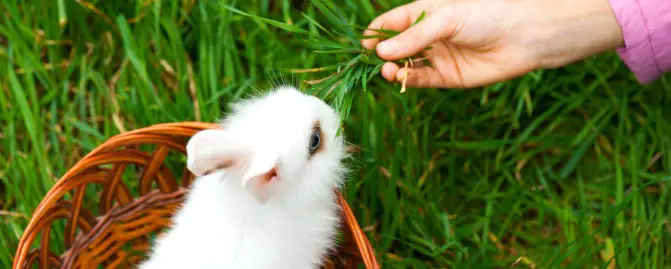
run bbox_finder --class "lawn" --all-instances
[2,0,671,268]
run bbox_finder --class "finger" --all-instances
[362,1,436,50]
[381,62,400,82]
[395,66,451,89]
[362,5,414,50]
[377,8,454,60]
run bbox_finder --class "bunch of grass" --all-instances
[221,2,428,119]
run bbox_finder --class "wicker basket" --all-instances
[13,122,379,269]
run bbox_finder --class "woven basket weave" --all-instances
[13,122,379,269]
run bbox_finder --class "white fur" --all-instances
[139,86,347,269]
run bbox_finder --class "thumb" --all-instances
[376,8,455,60]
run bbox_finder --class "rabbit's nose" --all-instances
[260,166,278,183]
[241,150,279,204]
[242,165,279,205]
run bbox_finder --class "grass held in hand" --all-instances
[221,4,429,118]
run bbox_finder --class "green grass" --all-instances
[2,0,671,268]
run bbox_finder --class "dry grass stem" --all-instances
[109,60,128,133]
[0,210,28,220]
[288,67,331,73]
[186,58,201,121]
[400,61,409,93]
[511,256,538,269]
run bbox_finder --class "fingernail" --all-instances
[377,41,397,56]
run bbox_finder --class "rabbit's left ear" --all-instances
[186,129,250,177]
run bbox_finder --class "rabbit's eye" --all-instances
[308,126,321,156]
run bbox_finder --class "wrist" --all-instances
[521,0,625,69]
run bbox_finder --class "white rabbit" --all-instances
[138,86,347,269]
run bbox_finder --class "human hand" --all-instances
[362,0,625,89]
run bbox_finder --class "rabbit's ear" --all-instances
[241,150,278,204]
[186,129,250,176]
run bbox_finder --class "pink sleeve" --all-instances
[609,0,671,84]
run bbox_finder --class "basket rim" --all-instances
[13,122,379,269]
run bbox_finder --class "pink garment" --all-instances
[609,0,671,84]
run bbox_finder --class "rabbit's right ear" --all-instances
[186,129,251,176]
